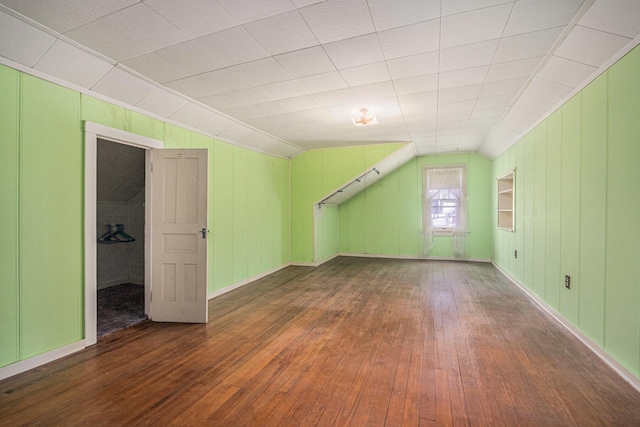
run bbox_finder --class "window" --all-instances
[423,166,467,232]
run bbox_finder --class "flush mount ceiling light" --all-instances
[351,108,379,126]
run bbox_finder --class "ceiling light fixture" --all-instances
[351,108,379,126]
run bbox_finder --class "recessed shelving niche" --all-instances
[497,171,515,231]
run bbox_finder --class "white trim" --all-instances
[207,264,290,300]
[492,262,640,393]
[339,253,491,262]
[84,122,162,347]
[0,341,85,381]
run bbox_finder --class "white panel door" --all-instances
[151,149,208,323]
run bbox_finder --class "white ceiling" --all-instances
[1,0,639,158]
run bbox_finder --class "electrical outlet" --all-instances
[565,275,571,289]
[514,249,517,259]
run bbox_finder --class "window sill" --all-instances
[431,229,469,236]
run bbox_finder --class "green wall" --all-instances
[339,152,492,259]
[491,45,640,378]
[0,65,290,368]
[290,143,404,263]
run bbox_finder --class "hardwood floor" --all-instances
[1,257,639,426]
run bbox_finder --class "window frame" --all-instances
[423,164,467,234]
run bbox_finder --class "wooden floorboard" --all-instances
[1,257,639,426]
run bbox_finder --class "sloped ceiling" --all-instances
[1,0,639,159]
[97,139,145,203]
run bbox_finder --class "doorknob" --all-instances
[201,228,208,239]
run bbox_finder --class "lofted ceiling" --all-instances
[0,0,639,159]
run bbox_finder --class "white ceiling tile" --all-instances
[473,93,515,109]
[339,62,391,86]
[231,57,293,86]
[485,56,543,82]
[501,107,538,129]
[537,56,597,88]
[323,33,384,70]
[393,74,439,96]
[91,66,156,105]
[216,0,296,24]
[195,26,269,66]
[225,87,273,107]
[440,39,499,72]
[274,46,336,78]
[555,25,631,67]
[0,10,56,67]
[0,0,93,32]
[65,0,138,19]
[279,94,323,111]
[493,27,563,63]
[218,123,254,141]
[298,71,349,93]
[259,80,310,100]
[198,112,236,135]
[580,0,640,38]
[441,3,512,48]
[387,51,439,80]
[64,20,148,62]
[378,19,440,60]
[479,77,528,97]
[163,76,220,99]
[439,66,488,89]
[398,91,438,109]
[441,0,513,16]
[222,106,263,120]
[198,93,242,110]
[122,53,189,83]
[155,40,226,75]
[469,106,507,120]
[100,3,189,51]
[402,105,438,119]
[292,0,325,6]
[168,102,214,128]
[299,0,375,44]
[438,100,475,115]
[367,0,441,31]
[503,0,584,37]
[352,81,396,102]
[262,112,305,126]
[197,68,253,93]
[144,0,237,38]
[525,77,573,103]
[515,93,555,116]
[247,101,290,117]
[34,40,113,89]
[244,11,319,55]
[438,84,482,104]
[354,96,402,120]
[314,88,358,106]
[135,87,188,117]
[295,108,337,123]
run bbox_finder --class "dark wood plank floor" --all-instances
[1,257,639,426]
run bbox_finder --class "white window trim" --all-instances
[423,164,468,233]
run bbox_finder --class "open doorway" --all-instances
[96,139,146,338]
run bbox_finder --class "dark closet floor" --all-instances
[97,283,147,338]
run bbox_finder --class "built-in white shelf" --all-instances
[497,171,515,231]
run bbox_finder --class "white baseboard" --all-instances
[492,262,640,393]
[289,254,340,268]
[0,340,86,381]
[340,252,491,263]
[207,263,290,300]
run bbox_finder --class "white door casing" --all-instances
[150,149,208,323]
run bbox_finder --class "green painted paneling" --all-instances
[545,110,562,311]
[340,153,491,259]
[246,151,262,277]
[260,157,274,271]
[275,158,290,265]
[290,143,404,263]
[523,133,535,290]
[212,141,233,289]
[316,205,339,261]
[80,95,129,131]
[164,124,191,148]
[533,122,547,298]
[606,47,640,375]
[560,95,581,324]
[492,45,640,378]
[20,75,83,358]
[0,65,20,367]
[579,74,607,345]
[514,141,526,281]
[231,146,248,282]
[129,110,165,141]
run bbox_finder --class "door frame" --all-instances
[84,122,162,346]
